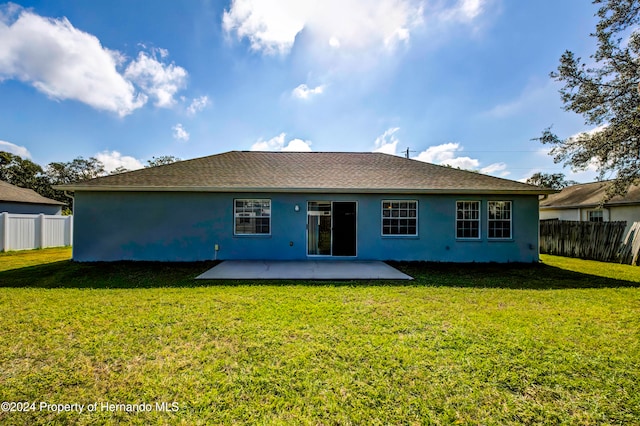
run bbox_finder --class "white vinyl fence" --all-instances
[0,213,73,252]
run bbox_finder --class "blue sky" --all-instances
[0,0,601,182]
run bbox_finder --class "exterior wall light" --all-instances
[294,204,300,212]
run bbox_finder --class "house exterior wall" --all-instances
[610,205,640,234]
[0,202,62,215]
[540,208,580,221]
[541,205,640,235]
[581,208,610,222]
[72,191,541,262]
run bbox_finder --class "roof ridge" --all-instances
[54,150,552,194]
[235,150,387,154]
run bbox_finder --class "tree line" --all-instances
[0,152,179,212]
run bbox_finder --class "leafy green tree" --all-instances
[538,0,640,197]
[0,151,49,194]
[45,157,106,208]
[46,157,105,184]
[146,155,181,168]
[526,172,578,190]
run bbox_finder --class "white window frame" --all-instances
[588,209,604,223]
[456,201,481,240]
[381,200,418,236]
[234,199,271,235]
[488,201,512,240]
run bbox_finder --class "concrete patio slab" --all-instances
[196,260,413,280]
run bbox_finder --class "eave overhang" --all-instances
[55,185,553,196]
[540,201,640,210]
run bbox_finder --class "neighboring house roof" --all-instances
[0,180,65,205]
[56,151,551,195]
[540,181,640,210]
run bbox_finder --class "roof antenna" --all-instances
[404,147,416,159]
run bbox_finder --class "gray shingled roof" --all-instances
[540,181,640,209]
[0,181,65,205]
[56,151,550,194]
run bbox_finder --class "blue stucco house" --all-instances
[57,151,550,262]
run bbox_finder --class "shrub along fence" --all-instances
[539,219,629,263]
[0,212,72,252]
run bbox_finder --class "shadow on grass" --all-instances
[388,261,640,290]
[0,260,217,289]
[0,259,638,289]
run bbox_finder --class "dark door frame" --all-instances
[306,201,357,257]
[332,201,357,257]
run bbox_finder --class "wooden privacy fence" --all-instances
[0,212,73,252]
[539,219,628,263]
[619,222,640,266]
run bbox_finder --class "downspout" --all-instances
[63,191,75,215]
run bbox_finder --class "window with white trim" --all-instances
[234,199,271,235]
[588,210,603,222]
[456,201,480,239]
[488,201,512,239]
[382,201,417,235]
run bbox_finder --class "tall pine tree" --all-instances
[539,0,640,197]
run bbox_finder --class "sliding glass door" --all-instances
[307,202,332,255]
[307,201,356,257]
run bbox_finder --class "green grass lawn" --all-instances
[1,248,639,424]
[0,247,72,272]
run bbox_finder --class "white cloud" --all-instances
[520,136,603,183]
[172,123,190,142]
[95,150,144,172]
[223,0,307,55]
[0,140,31,158]
[0,6,188,116]
[413,142,461,163]
[438,0,485,23]
[373,127,401,155]
[412,142,511,176]
[292,84,325,100]
[223,0,426,56]
[518,165,599,184]
[484,80,557,119]
[156,47,169,59]
[250,132,312,151]
[282,138,313,151]
[524,126,605,183]
[480,162,509,176]
[375,139,510,176]
[439,155,480,170]
[0,7,143,116]
[223,0,491,57]
[372,135,511,177]
[124,52,187,108]
[186,95,210,115]
[568,124,608,140]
